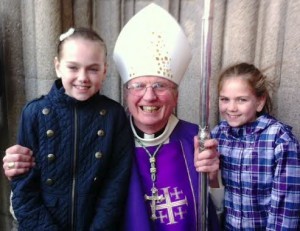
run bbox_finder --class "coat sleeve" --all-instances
[11,103,59,231]
[266,133,300,230]
[89,109,134,230]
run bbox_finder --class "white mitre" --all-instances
[113,3,192,85]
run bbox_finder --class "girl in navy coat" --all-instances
[10,27,134,231]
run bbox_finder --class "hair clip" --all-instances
[59,28,75,42]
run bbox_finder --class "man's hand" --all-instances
[3,145,35,180]
[194,137,220,188]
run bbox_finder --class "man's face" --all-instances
[126,76,178,134]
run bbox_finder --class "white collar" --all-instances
[130,114,179,147]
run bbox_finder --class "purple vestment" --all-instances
[123,119,221,231]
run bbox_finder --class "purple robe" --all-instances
[123,119,221,231]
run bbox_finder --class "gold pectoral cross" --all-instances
[145,187,164,220]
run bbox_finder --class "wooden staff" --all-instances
[198,0,214,230]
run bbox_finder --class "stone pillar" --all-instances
[94,0,123,102]
[74,0,92,27]
[223,0,259,64]
[0,1,23,230]
[277,1,300,138]
[34,0,61,96]
[22,0,37,101]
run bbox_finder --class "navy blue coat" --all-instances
[11,79,134,231]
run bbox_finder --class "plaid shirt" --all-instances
[211,114,300,230]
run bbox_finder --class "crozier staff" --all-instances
[198,0,215,230]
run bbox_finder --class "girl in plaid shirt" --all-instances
[212,63,300,230]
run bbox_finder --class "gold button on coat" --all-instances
[95,152,103,159]
[47,154,56,162]
[46,130,54,137]
[46,178,54,186]
[99,109,106,116]
[42,108,50,115]
[97,130,105,137]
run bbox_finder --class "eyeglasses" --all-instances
[126,82,177,96]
